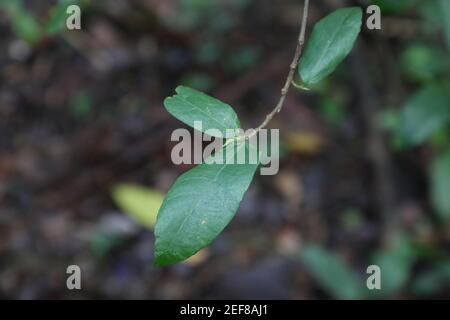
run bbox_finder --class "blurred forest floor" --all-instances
[1,0,450,299]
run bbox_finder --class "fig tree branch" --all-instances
[255,0,310,132]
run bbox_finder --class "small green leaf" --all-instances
[431,151,450,220]
[400,44,450,81]
[318,95,346,126]
[298,7,362,87]
[45,1,73,35]
[112,184,164,230]
[164,86,240,138]
[300,244,363,299]
[154,139,259,266]
[1,1,42,44]
[371,0,416,14]
[396,85,450,146]
[371,234,415,297]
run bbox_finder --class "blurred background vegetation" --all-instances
[0,0,450,299]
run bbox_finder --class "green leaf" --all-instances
[371,0,417,14]
[419,0,444,35]
[318,95,346,126]
[0,1,42,44]
[396,85,450,146]
[371,234,415,297]
[164,86,240,138]
[45,1,72,35]
[298,7,362,87]
[438,0,450,51]
[431,151,450,220]
[400,44,450,82]
[300,244,363,299]
[112,184,164,230]
[154,139,259,266]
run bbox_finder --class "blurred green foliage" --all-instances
[381,0,450,298]
[381,0,450,224]
[70,91,93,120]
[163,0,258,91]
[400,44,450,82]
[45,0,75,35]
[302,0,450,299]
[0,0,42,44]
[164,0,250,33]
[301,234,418,299]
[1,0,448,299]
[393,86,450,147]
[438,0,450,50]
[412,262,450,296]
[371,234,416,296]
[431,152,450,220]
[0,0,84,44]
[371,0,417,14]
[300,245,363,299]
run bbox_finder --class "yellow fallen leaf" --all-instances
[283,131,324,154]
[111,184,164,230]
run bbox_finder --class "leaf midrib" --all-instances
[160,142,247,256]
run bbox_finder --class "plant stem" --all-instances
[255,0,310,132]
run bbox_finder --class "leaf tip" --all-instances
[153,257,167,267]
[153,247,180,267]
[174,85,193,95]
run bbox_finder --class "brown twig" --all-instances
[254,0,310,132]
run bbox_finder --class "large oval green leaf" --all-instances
[371,234,415,297]
[154,139,259,266]
[397,85,450,146]
[164,86,240,138]
[300,244,363,299]
[299,7,362,87]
